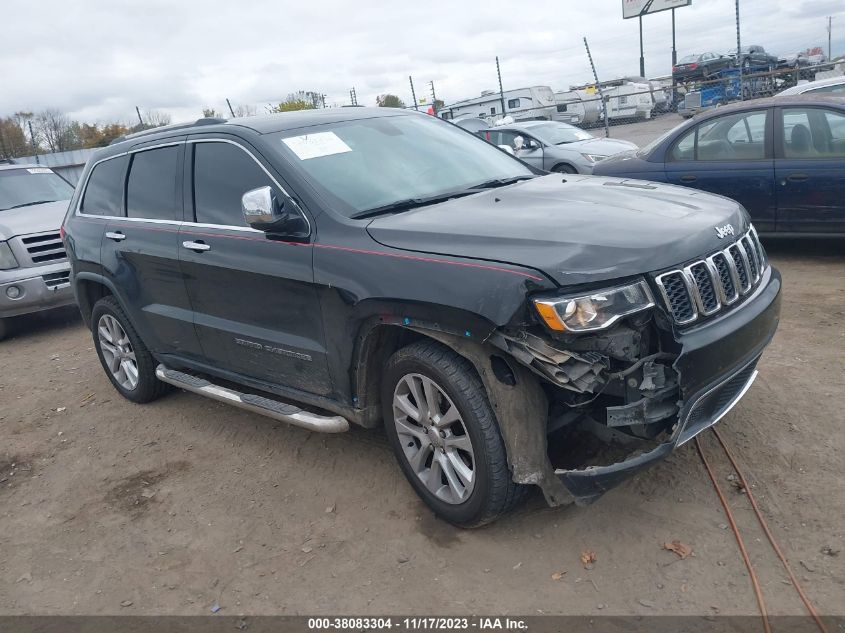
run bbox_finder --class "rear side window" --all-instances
[192,142,274,226]
[80,155,128,216]
[126,146,181,221]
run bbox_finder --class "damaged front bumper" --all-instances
[555,265,781,505]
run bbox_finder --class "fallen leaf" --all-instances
[580,549,597,568]
[301,545,313,554]
[551,571,566,581]
[663,540,692,559]
[512,561,522,570]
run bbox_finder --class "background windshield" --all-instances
[0,168,74,211]
[524,122,594,145]
[679,54,698,63]
[272,114,532,216]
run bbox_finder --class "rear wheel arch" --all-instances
[75,276,113,327]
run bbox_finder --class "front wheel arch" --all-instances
[551,162,578,174]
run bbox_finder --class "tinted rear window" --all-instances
[80,156,128,216]
[126,146,181,221]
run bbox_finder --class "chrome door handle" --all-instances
[105,231,126,241]
[182,240,211,252]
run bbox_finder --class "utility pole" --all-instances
[495,56,506,117]
[321,94,327,108]
[349,87,358,106]
[409,76,419,111]
[671,8,677,68]
[27,121,39,164]
[135,106,144,127]
[828,16,833,61]
[638,15,645,77]
[736,0,743,101]
[429,81,438,115]
[584,37,610,139]
[225,98,236,117]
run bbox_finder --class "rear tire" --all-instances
[382,339,527,527]
[91,296,170,404]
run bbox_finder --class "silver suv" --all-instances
[0,163,76,340]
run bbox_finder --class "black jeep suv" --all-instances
[63,108,781,527]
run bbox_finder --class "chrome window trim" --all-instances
[187,138,312,237]
[127,141,184,154]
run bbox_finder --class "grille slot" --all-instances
[42,271,71,289]
[21,232,67,264]
[655,228,766,326]
[655,271,696,324]
[711,253,738,303]
[688,262,720,314]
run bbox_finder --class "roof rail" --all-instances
[109,117,228,146]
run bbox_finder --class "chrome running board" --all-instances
[155,365,349,433]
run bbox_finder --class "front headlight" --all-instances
[533,280,655,333]
[581,153,608,163]
[0,242,18,270]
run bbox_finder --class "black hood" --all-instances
[366,174,749,287]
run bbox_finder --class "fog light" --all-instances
[6,285,22,299]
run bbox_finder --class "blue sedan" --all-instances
[593,95,845,235]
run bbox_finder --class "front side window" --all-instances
[782,107,845,158]
[1,167,75,212]
[272,114,533,217]
[193,142,274,226]
[126,146,181,221]
[672,110,768,161]
[80,155,128,216]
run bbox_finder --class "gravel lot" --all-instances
[1,199,843,615]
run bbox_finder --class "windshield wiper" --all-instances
[351,191,477,220]
[467,175,535,190]
[7,200,57,209]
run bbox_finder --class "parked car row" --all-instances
[673,45,785,83]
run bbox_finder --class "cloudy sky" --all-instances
[2,0,842,124]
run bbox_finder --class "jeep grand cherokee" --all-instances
[63,108,781,527]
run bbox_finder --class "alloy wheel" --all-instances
[392,373,475,504]
[97,314,139,391]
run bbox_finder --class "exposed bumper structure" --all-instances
[554,266,781,504]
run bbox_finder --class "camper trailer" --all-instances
[552,90,603,127]
[439,86,556,124]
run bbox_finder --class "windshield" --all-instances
[0,168,74,212]
[522,122,594,145]
[679,54,698,63]
[270,113,533,217]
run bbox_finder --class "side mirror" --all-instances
[241,186,309,238]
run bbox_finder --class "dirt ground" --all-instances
[1,238,843,617]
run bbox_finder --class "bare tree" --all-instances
[35,109,79,153]
[234,104,257,117]
[144,109,172,128]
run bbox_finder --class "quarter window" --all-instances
[126,146,181,221]
[670,127,696,160]
[80,155,128,216]
[192,142,275,226]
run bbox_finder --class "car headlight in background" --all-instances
[533,280,654,333]
[0,242,19,270]
[581,153,608,163]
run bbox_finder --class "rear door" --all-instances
[179,135,332,395]
[99,138,204,359]
[775,105,845,233]
[665,108,777,231]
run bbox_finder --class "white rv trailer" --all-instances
[552,90,603,126]
[439,86,557,124]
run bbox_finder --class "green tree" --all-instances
[376,94,406,108]
[267,91,322,113]
[0,116,29,159]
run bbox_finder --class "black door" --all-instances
[99,139,204,359]
[775,105,845,233]
[179,135,332,395]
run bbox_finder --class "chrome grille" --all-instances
[655,227,767,326]
[21,231,67,264]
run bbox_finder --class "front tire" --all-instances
[382,339,526,527]
[552,163,577,174]
[91,296,169,404]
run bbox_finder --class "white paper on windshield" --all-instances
[26,168,53,174]
[282,132,352,160]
